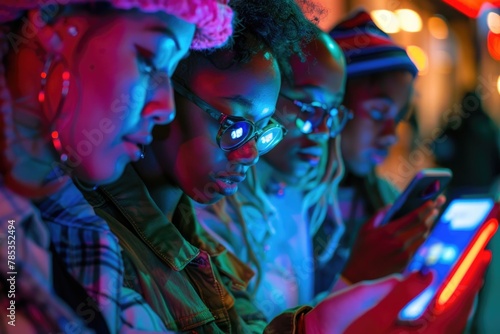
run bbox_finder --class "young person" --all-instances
[313,10,445,293]
[194,30,349,318]
[0,1,233,332]
[194,13,489,334]
[77,0,322,331]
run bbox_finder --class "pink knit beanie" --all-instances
[0,0,233,194]
[0,0,234,50]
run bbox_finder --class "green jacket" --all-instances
[81,166,310,333]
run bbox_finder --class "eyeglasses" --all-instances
[172,80,287,155]
[280,94,353,138]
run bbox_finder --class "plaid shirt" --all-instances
[0,181,93,333]
[35,180,171,333]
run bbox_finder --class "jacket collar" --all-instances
[83,165,200,271]
[83,165,254,287]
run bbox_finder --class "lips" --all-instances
[211,174,245,196]
[297,146,323,165]
[123,133,153,146]
[297,146,323,156]
[122,134,152,161]
[214,173,246,184]
[371,148,389,163]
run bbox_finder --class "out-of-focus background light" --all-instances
[487,12,500,34]
[371,9,400,33]
[487,30,500,60]
[429,15,449,39]
[407,45,429,75]
[435,50,453,74]
[497,75,500,95]
[443,0,500,18]
[396,9,423,32]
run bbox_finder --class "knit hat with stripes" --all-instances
[329,9,418,77]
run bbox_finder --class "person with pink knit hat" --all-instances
[0,1,232,333]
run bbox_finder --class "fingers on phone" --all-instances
[386,202,434,233]
[382,271,433,311]
[403,234,427,257]
[435,195,447,208]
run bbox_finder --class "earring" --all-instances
[67,26,78,37]
[39,55,72,164]
[140,145,145,159]
[50,130,68,162]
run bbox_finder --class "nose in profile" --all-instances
[141,74,176,125]
[307,115,330,143]
[229,139,260,166]
[378,119,398,146]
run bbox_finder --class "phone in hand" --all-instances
[378,168,453,227]
[398,197,499,323]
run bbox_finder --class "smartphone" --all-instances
[398,197,499,323]
[379,168,453,226]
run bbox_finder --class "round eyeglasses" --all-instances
[280,94,353,138]
[173,80,288,155]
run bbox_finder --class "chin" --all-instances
[347,160,372,177]
[188,190,223,205]
[77,163,125,186]
[287,161,309,176]
[202,194,224,205]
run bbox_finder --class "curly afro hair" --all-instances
[177,0,324,82]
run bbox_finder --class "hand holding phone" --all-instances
[398,198,499,323]
[305,272,433,334]
[342,250,491,334]
[342,197,445,283]
[379,168,452,227]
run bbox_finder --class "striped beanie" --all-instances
[329,9,418,77]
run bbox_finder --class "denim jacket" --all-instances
[81,166,310,333]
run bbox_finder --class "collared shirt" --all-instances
[80,165,311,333]
[36,179,170,333]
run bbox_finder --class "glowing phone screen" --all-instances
[399,198,496,322]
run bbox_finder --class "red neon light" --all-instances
[442,0,500,18]
[436,218,498,308]
[38,91,45,103]
[487,31,500,61]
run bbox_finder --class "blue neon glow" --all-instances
[231,127,243,139]
[260,133,274,144]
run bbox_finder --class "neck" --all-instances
[256,160,294,197]
[148,182,183,222]
[133,146,182,221]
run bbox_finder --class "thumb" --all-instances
[308,275,403,334]
[336,274,404,309]
[366,206,391,230]
[345,271,433,334]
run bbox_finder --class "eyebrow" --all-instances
[223,95,276,124]
[145,26,180,50]
[223,95,254,108]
